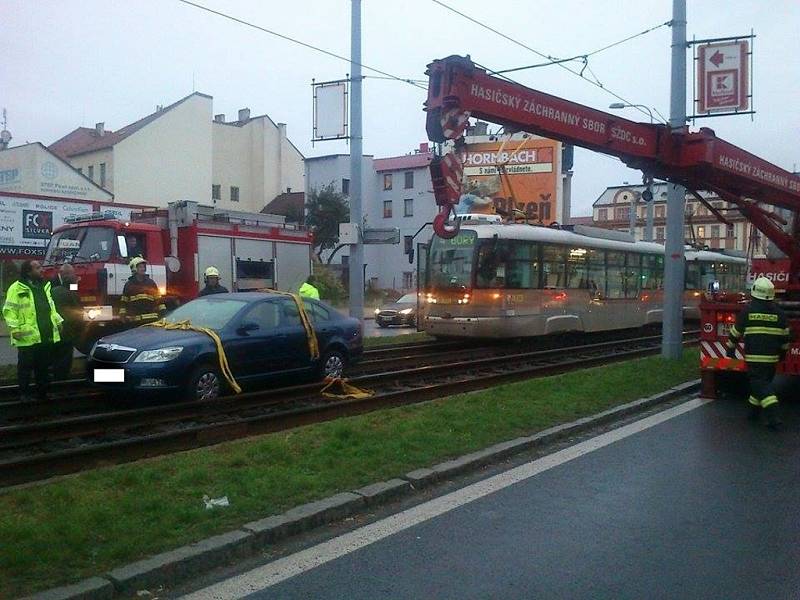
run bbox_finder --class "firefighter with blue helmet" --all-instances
[726,276,790,429]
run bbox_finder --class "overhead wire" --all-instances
[430,0,664,121]
[176,0,428,91]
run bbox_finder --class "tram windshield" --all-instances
[44,226,116,265]
[428,230,476,289]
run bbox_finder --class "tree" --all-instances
[305,183,349,261]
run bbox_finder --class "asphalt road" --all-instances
[185,398,800,600]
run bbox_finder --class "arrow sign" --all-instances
[709,50,725,68]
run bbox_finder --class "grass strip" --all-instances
[0,352,697,597]
[363,331,433,347]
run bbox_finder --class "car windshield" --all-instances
[397,294,416,304]
[44,226,116,265]
[165,297,248,330]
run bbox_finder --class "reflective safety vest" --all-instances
[2,280,63,347]
[119,276,167,323]
[727,299,790,364]
[299,282,320,300]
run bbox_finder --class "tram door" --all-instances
[416,242,429,332]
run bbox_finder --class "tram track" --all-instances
[0,331,698,488]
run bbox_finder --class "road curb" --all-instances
[28,379,700,599]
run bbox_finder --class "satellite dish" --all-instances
[0,130,11,144]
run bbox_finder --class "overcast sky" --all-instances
[3,0,798,215]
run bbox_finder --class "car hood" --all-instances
[96,326,216,352]
[378,303,416,312]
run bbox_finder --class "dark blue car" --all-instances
[88,292,363,401]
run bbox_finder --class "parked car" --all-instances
[374,293,417,328]
[88,292,363,401]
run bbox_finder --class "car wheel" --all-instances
[186,364,223,401]
[320,348,347,379]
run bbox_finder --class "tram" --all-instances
[422,217,746,339]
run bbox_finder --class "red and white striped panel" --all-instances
[701,340,743,361]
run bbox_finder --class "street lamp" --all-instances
[609,103,657,242]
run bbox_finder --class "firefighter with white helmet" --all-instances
[119,257,166,324]
[199,266,229,297]
[726,276,790,429]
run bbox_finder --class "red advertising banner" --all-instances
[698,41,749,113]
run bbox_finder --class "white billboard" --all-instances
[313,81,348,140]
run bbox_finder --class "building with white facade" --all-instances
[591,182,763,255]
[0,142,112,201]
[49,93,303,213]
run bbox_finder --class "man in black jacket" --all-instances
[119,257,166,324]
[726,276,790,430]
[50,264,82,380]
[199,266,229,296]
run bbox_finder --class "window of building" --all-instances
[99,163,106,187]
[87,165,94,180]
[404,198,413,217]
[383,200,392,218]
[656,205,665,218]
[212,184,221,201]
[656,226,665,241]
[726,223,735,237]
[598,208,608,221]
[710,225,720,239]
[383,173,393,190]
[614,206,629,221]
[230,186,240,202]
[404,171,414,189]
[342,178,350,195]
[404,235,413,255]
[697,226,706,239]
[713,201,723,210]
[403,271,413,289]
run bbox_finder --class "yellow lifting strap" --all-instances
[321,376,374,400]
[145,319,242,394]
[259,289,320,360]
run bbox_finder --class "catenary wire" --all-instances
[176,0,428,91]
[430,0,663,121]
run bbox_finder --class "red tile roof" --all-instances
[374,152,432,172]
[568,216,595,226]
[262,191,305,223]
[49,93,211,159]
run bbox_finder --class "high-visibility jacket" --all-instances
[299,282,320,300]
[2,279,63,347]
[726,298,790,364]
[119,275,166,323]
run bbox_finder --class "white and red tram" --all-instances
[422,219,746,339]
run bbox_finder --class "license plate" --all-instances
[93,369,125,383]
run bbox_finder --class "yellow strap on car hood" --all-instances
[145,319,242,394]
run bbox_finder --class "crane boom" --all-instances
[425,55,800,260]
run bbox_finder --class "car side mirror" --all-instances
[237,322,260,335]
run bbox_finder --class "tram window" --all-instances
[606,252,626,298]
[642,254,664,290]
[566,247,589,289]
[542,245,566,289]
[506,242,540,289]
[587,248,605,296]
[429,231,476,288]
[625,253,642,298]
[685,262,702,290]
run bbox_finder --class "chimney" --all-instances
[214,114,225,123]
[95,122,105,137]
[238,108,251,122]
[419,142,430,154]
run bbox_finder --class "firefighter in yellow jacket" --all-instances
[726,276,790,429]
[2,260,64,401]
[119,257,166,324]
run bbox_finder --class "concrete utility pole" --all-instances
[662,0,687,359]
[348,0,364,320]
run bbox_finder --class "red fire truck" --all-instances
[422,55,800,396]
[42,200,313,351]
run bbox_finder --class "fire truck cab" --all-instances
[42,201,313,351]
